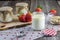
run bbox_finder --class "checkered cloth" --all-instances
[43,28,57,36]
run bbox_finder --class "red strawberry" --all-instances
[49,9,56,15]
[35,8,42,12]
[25,12,32,22]
[19,14,26,22]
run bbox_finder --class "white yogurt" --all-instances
[32,12,45,30]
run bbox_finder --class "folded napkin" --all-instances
[42,28,57,37]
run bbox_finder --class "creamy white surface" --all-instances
[32,12,45,30]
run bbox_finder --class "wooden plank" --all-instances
[0,22,31,30]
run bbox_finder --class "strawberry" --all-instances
[49,9,56,15]
[35,8,42,12]
[18,14,26,22]
[25,11,32,22]
[35,5,42,12]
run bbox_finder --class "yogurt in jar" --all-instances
[32,11,45,30]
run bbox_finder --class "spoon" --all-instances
[16,31,26,38]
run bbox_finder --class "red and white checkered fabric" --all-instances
[43,28,57,36]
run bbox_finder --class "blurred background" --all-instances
[0,0,60,15]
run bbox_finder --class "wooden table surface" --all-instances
[35,32,60,40]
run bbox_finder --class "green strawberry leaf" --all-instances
[37,5,43,9]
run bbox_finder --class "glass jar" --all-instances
[0,7,13,22]
[32,12,45,30]
[16,2,28,16]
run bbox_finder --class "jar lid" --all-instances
[0,6,13,12]
[16,2,28,7]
